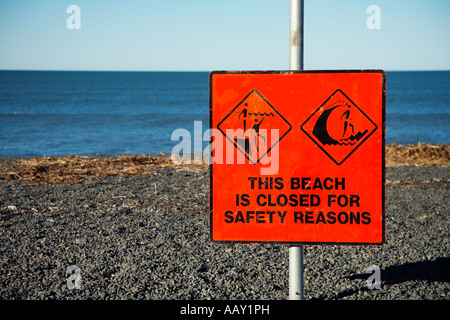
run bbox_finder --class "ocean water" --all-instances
[0,70,448,158]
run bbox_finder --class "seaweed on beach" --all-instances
[0,154,207,185]
[0,143,448,185]
[386,143,450,167]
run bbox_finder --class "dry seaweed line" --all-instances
[0,143,448,185]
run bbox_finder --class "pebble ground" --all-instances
[0,165,448,300]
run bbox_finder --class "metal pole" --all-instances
[289,0,304,301]
[289,0,304,70]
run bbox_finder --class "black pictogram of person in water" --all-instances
[239,104,267,154]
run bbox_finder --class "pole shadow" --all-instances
[318,257,450,300]
[349,257,450,284]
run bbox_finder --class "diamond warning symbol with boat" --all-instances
[301,89,378,165]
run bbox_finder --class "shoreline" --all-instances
[0,143,448,185]
[1,142,448,161]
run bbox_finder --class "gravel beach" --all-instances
[0,158,448,300]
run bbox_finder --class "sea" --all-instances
[0,70,448,158]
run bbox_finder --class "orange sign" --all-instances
[209,70,385,244]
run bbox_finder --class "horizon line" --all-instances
[1,68,450,72]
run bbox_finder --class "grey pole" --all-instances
[289,0,304,70]
[288,0,304,301]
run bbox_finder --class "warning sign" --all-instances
[218,89,292,164]
[209,70,385,244]
[301,89,378,165]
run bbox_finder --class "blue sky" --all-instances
[0,0,449,71]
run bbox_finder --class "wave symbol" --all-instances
[248,112,274,117]
[312,105,369,146]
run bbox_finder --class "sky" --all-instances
[0,0,449,71]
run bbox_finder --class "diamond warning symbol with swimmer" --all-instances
[217,89,292,164]
[301,89,378,165]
